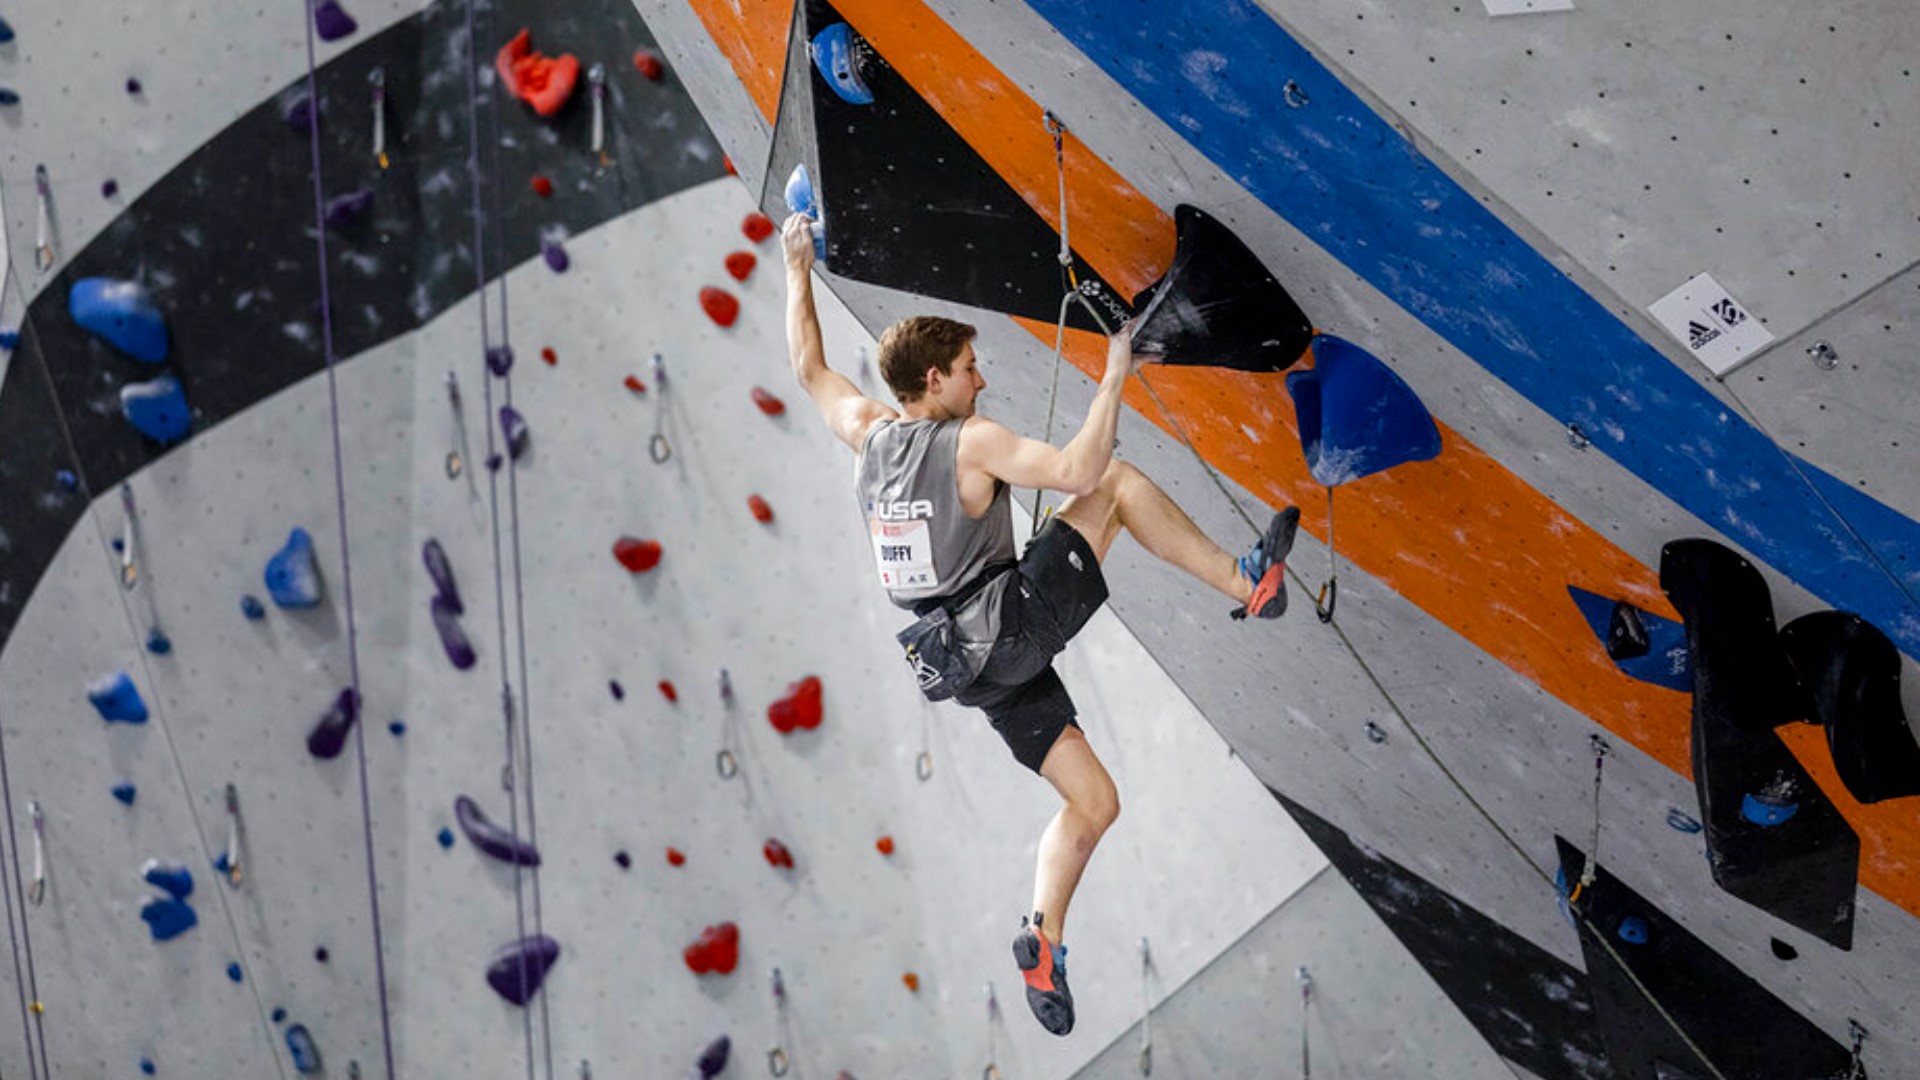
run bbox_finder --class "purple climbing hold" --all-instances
[609,680,624,701]
[696,1035,731,1078]
[313,0,357,41]
[432,594,476,670]
[486,346,514,377]
[307,687,361,760]
[423,539,462,613]
[541,235,570,274]
[500,406,530,460]
[126,77,143,95]
[485,934,561,1006]
[142,860,193,900]
[102,179,120,199]
[283,95,317,132]
[140,896,197,941]
[89,671,150,724]
[455,795,541,866]
[322,187,374,230]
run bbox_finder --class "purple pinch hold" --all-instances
[102,179,120,199]
[322,187,374,229]
[485,934,561,1007]
[485,345,514,377]
[282,95,317,132]
[499,405,530,461]
[541,237,570,274]
[431,595,476,670]
[313,0,358,42]
[454,795,541,866]
[422,538,462,613]
[697,1035,731,1078]
[306,687,360,760]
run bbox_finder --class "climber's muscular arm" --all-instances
[782,213,896,450]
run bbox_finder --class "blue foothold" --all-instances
[140,1057,156,1075]
[265,528,323,609]
[139,896,198,941]
[241,594,266,620]
[69,278,171,362]
[272,1007,287,1024]
[112,782,137,805]
[213,852,232,875]
[146,628,172,655]
[122,373,192,444]
[389,720,406,736]
[437,827,455,849]
[1616,915,1649,945]
[0,328,18,349]
[142,860,194,900]
[286,1022,323,1074]
[88,671,150,724]
[0,16,13,44]
[226,962,244,983]
[55,470,79,492]
[1741,792,1799,828]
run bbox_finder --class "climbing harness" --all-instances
[221,783,243,887]
[118,484,140,590]
[981,982,1002,1080]
[767,966,791,1076]
[26,801,44,906]
[1568,734,1610,906]
[444,371,469,480]
[369,68,389,169]
[649,353,673,464]
[1137,937,1154,1075]
[1312,487,1337,622]
[715,669,740,779]
[1297,966,1313,1080]
[588,63,611,169]
[33,164,54,271]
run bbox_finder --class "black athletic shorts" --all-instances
[954,517,1110,773]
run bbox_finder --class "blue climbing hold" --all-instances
[437,827,456,850]
[1665,807,1703,834]
[1286,334,1441,487]
[213,852,233,876]
[142,860,194,900]
[500,406,530,460]
[140,1057,156,1075]
[783,164,828,262]
[55,470,79,492]
[388,720,406,736]
[810,23,874,106]
[1616,915,1649,945]
[226,961,244,983]
[0,328,18,349]
[240,594,266,620]
[307,687,361,760]
[88,671,150,724]
[0,16,14,43]
[112,782,138,806]
[139,896,198,941]
[0,88,20,107]
[1567,587,1692,692]
[285,1023,323,1074]
[122,374,192,443]
[272,1007,287,1024]
[146,628,172,655]
[266,528,323,608]
[1741,792,1800,827]
[69,278,171,362]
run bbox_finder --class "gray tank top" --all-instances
[854,418,1015,609]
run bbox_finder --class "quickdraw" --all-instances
[1567,734,1610,906]
[649,353,672,464]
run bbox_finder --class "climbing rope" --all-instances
[981,982,1002,1080]
[300,1,398,1072]
[1297,966,1312,1080]
[1137,937,1154,1075]
[0,677,49,1078]
[767,966,791,1076]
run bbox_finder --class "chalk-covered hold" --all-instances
[121,373,191,443]
[88,671,150,724]
[266,528,323,608]
[69,278,170,362]
[142,859,194,900]
[496,29,580,118]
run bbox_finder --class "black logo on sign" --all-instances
[1710,298,1746,328]
[1688,321,1722,351]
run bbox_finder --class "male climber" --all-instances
[781,212,1299,1035]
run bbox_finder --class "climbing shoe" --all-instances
[1013,914,1074,1036]
[1232,506,1301,620]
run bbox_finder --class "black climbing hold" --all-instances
[1606,600,1650,660]
[696,1035,731,1078]
[307,687,361,759]
[454,795,541,866]
[314,946,329,963]
[146,628,171,654]
[431,594,476,669]
[609,680,625,701]
[613,850,631,869]
[500,406,530,460]
[486,346,514,377]
[1778,610,1920,804]
[1568,587,1691,690]
[1131,205,1314,372]
[126,77,142,95]
[1770,938,1797,961]
[485,934,561,1006]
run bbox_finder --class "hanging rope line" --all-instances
[300,1,398,1073]
[0,675,47,1079]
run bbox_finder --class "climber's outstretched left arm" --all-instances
[782,213,896,450]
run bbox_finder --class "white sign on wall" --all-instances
[1482,0,1575,15]
[1648,272,1774,376]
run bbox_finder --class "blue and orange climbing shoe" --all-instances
[1232,506,1301,620]
[1013,913,1074,1036]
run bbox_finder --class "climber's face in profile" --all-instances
[925,344,987,419]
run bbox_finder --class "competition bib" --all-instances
[871,518,938,591]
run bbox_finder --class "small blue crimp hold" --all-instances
[1665,807,1703,833]
[146,629,172,655]
[241,594,267,620]
[140,896,198,941]
[112,782,138,805]
[286,1023,323,1074]
[388,720,406,736]
[55,470,79,492]
[810,23,874,106]
[0,16,14,44]
[265,528,323,609]
[142,860,194,900]
[0,328,19,349]
[122,373,191,443]
[69,278,171,362]
[226,961,244,983]
[213,852,233,876]
[437,827,456,849]
[1616,915,1649,944]
[88,671,150,724]
[1741,792,1799,827]
[140,1056,156,1075]
[272,1007,288,1023]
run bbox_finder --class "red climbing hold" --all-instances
[666,846,686,866]
[763,838,795,870]
[495,29,581,118]
[700,287,740,328]
[683,922,740,975]
[875,835,895,856]
[751,386,786,416]
[902,972,920,992]
[540,347,557,366]
[623,375,647,394]
[530,175,554,198]
[747,495,774,524]
[613,537,662,573]
[724,251,757,281]
[658,680,678,703]
[767,676,823,733]
[742,212,775,243]
[723,155,737,177]
[632,49,664,81]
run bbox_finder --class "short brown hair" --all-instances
[876,316,976,403]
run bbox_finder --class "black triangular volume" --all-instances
[759,0,818,223]
[801,0,1121,332]
[1130,205,1313,372]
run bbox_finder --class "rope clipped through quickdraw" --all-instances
[716,668,740,779]
[649,352,673,464]
[1137,937,1154,1076]
[1297,966,1313,1080]
[767,966,791,1076]
[33,164,55,271]
[369,67,389,170]
[1313,486,1337,622]
[981,982,1002,1080]
[1568,734,1610,906]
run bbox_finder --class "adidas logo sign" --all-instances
[1688,321,1721,351]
